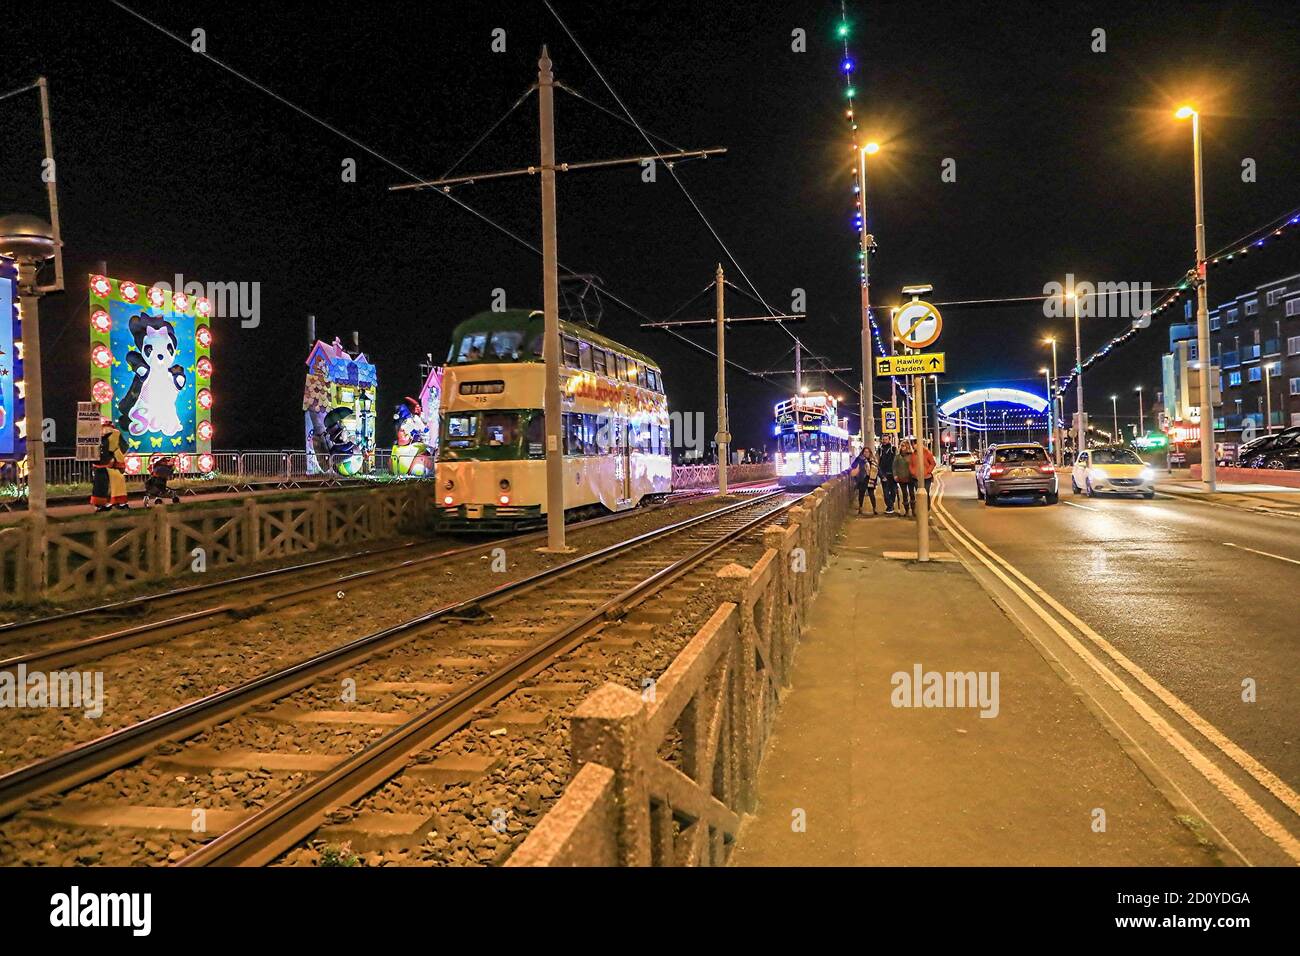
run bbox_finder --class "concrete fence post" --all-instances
[570,682,651,866]
[153,503,171,576]
[314,492,328,548]
[243,498,259,561]
[716,563,757,812]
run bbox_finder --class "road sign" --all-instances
[876,353,945,376]
[881,406,901,434]
[892,300,943,349]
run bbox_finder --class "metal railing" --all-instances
[27,449,401,490]
[670,461,776,489]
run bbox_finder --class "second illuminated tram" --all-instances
[774,391,852,486]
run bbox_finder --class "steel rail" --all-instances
[0,491,785,819]
[0,487,734,672]
[180,490,805,866]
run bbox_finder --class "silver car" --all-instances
[976,443,1059,505]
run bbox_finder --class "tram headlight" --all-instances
[499,494,511,505]
[443,495,454,505]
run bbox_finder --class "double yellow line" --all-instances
[931,476,1300,864]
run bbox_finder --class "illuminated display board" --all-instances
[88,274,214,473]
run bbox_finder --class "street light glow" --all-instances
[1175,105,1196,119]
[864,142,880,155]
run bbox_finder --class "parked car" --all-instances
[1250,430,1300,469]
[949,450,978,471]
[976,443,1058,505]
[1236,426,1300,467]
[1071,446,1155,498]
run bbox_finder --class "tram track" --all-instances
[0,484,744,673]
[0,490,799,865]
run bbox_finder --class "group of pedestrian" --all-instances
[850,435,935,518]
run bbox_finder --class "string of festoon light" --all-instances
[839,1,902,404]
[1054,203,1300,397]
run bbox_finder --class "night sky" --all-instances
[5,0,1299,452]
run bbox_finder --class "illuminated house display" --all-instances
[303,337,377,475]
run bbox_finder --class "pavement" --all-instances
[730,486,1221,866]
[1156,476,1300,519]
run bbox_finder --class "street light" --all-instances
[856,142,880,453]
[1176,105,1216,490]
[1135,384,1145,433]
[1043,336,1061,465]
[1111,394,1119,440]
[1064,288,1087,455]
[1041,368,1053,452]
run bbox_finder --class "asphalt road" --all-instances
[936,470,1300,802]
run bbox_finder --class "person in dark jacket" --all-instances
[851,447,879,515]
[878,437,898,515]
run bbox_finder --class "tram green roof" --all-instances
[448,309,661,369]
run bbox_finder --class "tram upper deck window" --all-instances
[488,330,525,360]
[646,368,659,392]
[615,354,627,381]
[561,335,581,368]
[445,413,478,448]
[455,333,488,363]
[579,341,593,371]
[592,347,608,376]
[482,413,520,447]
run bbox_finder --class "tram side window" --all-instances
[636,364,647,388]
[481,413,519,448]
[780,432,801,453]
[456,333,488,363]
[646,368,658,392]
[527,333,544,357]
[615,354,628,381]
[446,413,478,448]
[525,412,545,458]
[561,335,581,369]
[592,347,608,376]
[578,341,593,371]
[594,415,613,453]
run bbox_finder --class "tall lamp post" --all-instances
[1136,384,1145,433]
[1111,394,1119,441]
[1041,368,1053,453]
[1068,288,1086,456]
[1176,105,1216,490]
[857,142,880,453]
[1044,337,1061,464]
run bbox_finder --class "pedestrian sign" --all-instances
[881,406,901,434]
[892,301,943,349]
[876,353,945,376]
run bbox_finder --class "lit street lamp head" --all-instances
[1175,105,1196,119]
[864,142,880,155]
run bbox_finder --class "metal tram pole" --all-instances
[538,48,568,551]
[715,263,729,494]
[1186,108,1217,491]
[857,146,876,455]
[913,373,929,562]
[1073,290,1086,459]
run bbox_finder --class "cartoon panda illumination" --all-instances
[119,314,186,437]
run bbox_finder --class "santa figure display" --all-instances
[90,419,128,511]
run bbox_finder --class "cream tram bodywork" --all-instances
[436,311,671,531]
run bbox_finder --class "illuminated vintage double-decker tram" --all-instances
[774,390,852,487]
[436,309,672,531]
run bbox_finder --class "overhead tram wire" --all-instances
[107,0,771,387]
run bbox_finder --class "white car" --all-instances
[1071,446,1156,498]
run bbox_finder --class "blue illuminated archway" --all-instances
[938,387,1048,416]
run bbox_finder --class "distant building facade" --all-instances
[1162,272,1300,445]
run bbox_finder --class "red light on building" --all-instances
[91,344,112,368]
[197,420,214,441]
[120,281,139,303]
[197,388,213,410]
[91,309,111,333]
[197,357,213,378]
[90,275,111,297]
[196,325,212,348]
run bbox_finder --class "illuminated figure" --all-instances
[119,313,185,437]
[90,419,128,511]
[391,396,434,476]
